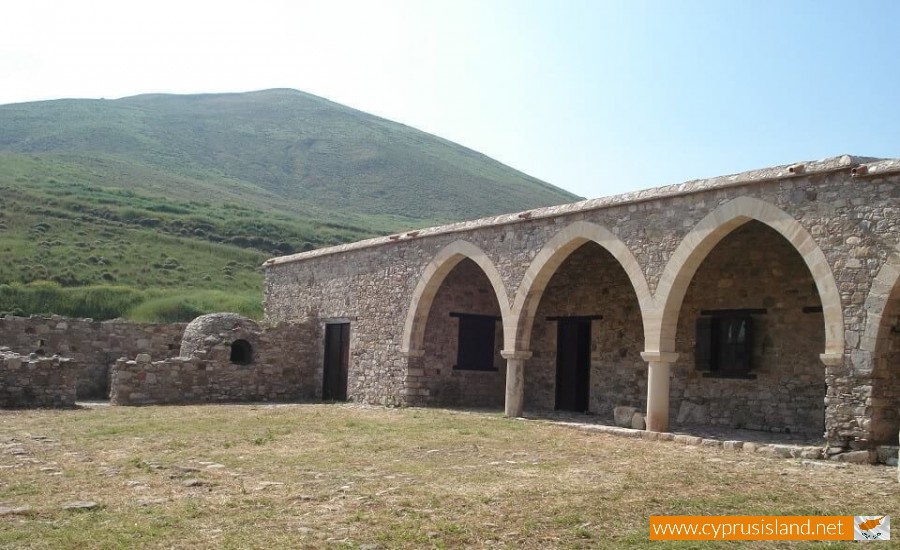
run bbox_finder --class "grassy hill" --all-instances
[0,89,579,321]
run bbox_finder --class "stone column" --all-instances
[400,349,426,407]
[501,350,532,417]
[641,351,679,432]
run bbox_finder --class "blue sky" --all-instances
[1,0,898,199]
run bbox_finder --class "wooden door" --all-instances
[556,319,591,411]
[323,323,350,401]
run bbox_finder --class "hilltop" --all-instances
[0,89,579,320]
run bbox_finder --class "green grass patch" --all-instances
[0,281,145,319]
[125,289,261,323]
[0,281,261,321]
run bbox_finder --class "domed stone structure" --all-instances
[179,313,261,365]
[110,311,318,406]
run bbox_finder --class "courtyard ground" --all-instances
[0,404,896,549]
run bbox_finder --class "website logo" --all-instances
[855,516,890,541]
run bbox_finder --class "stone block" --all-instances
[831,450,874,464]
[673,435,702,446]
[613,406,637,428]
[799,447,824,460]
[770,445,794,458]
[631,412,645,430]
[825,446,845,456]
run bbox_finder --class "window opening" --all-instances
[450,312,499,371]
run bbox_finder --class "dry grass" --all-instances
[0,404,895,549]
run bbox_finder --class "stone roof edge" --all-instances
[264,154,897,268]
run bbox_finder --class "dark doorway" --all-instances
[556,318,591,411]
[323,323,350,401]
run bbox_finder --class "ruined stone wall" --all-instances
[0,350,76,408]
[413,259,506,408]
[110,320,316,405]
[0,316,185,398]
[672,221,825,434]
[526,243,646,415]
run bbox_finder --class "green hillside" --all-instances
[0,89,579,321]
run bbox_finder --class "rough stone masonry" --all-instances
[263,155,900,459]
[0,349,76,408]
[109,313,318,405]
[0,316,185,399]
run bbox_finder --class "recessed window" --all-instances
[230,339,253,365]
[450,313,499,371]
[696,314,755,378]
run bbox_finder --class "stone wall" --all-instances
[0,316,185,398]
[671,221,825,435]
[526,242,646,416]
[110,318,316,405]
[412,258,506,408]
[265,244,415,406]
[0,350,76,408]
[264,156,900,450]
[872,288,900,444]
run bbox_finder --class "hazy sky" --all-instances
[2,0,898,199]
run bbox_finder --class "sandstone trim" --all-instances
[401,240,512,355]
[509,220,652,353]
[650,196,844,356]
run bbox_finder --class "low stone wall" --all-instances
[109,354,305,404]
[110,318,317,405]
[0,350,76,408]
[0,316,186,398]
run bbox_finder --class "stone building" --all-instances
[263,155,900,456]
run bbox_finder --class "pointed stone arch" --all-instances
[859,247,900,354]
[510,220,652,353]
[650,196,844,360]
[858,246,900,444]
[401,240,511,355]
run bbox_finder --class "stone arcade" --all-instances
[263,155,900,457]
